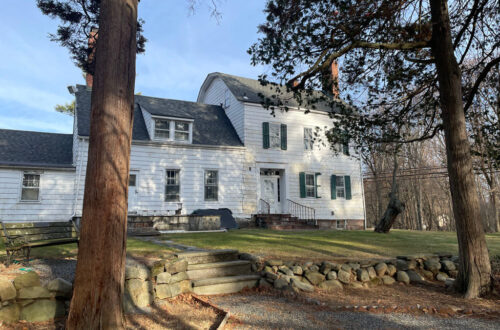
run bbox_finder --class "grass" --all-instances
[0,237,176,261]
[160,229,500,261]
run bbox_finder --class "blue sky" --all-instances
[0,1,268,134]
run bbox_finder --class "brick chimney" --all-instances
[330,60,339,98]
[86,29,98,88]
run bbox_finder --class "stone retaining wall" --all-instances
[123,256,192,312]
[242,253,459,293]
[128,215,221,232]
[0,272,72,323]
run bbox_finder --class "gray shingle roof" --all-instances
[75,85,243,147]
[206,72,342,114]
[0,129,73,168]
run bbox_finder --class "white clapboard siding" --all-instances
[73,139,247,218]
[199,77,245,143]
[242,103,365,220]
[0,168,76,222]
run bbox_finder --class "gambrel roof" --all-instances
[75,85,243,147]
[0,129,73,168]
[199,72,343,114]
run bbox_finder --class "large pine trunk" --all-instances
[66,0,138,328]
[429,0,491,298]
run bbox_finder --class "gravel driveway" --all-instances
[210,292,500,330]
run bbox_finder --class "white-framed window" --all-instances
[154,119,170,139]
[165,169,180,201]
[336,176,346,198]
[21,173,40,201]
[204,170,218,201]
[269,123,281,149]
[174,122,189,142]
[304,127,314,150]
[305,173,316,198]
[153,118,192,143]
[129,173,137,187]
[224,89,231,108]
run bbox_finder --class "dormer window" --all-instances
[153,117,193,143]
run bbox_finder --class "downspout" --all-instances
[359,155,367,230]
[70,140,84,222]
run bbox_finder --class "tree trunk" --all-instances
[66,0,138,328]
[429,0,491,298]
[375,152,405,233]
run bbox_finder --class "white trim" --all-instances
[151,115,194,122]
[304,172,316,199]
[164,168,181,202]
[18,171,42,203]
[203,169,219,202]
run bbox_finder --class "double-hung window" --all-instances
[269,123,281,149]
[165,169,180,201]
[305,173,316,198]
[21,173,40,201]
[204,170,218,201]
[304,127,313,150]
[336,176,346,198]
[174,122,189,141]
[154,119,170,139]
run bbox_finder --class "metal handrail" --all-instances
[258,198,270,214]
[286,199,316,225]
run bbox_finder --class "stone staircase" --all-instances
[176,249,260,295]
[254,214,318,230]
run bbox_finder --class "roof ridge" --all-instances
[0,128,72,136]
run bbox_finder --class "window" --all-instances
[204,170,218,201]
[154,118,191,142]
[224,89,231,108]
[304,127,313,150]
[336,176,345,198]
[154,119,170,139]
[337,220,345,229]
[305,173,316,198]
[165,170,180,201]
[269,123,281,149]
[21,173,40,201]
[174,122,189,141]
[129,174,136,187]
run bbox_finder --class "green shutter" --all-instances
[299,172,306,198]
[345,175,352,200]
[315,173,321,198]
[343,141,350,155]
[331,175,337,200]
[281,124,287,150]
[262,122,270,149]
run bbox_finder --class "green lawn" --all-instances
[160,229,500,261]
[0,238,176,261]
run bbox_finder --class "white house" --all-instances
[0,73,366,229]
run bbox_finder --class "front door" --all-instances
[128,171,138,212]
[260,176,280,213]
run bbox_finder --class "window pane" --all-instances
[306,187,315,197]
[337,187,345,198]
[175,122,189,131]
[305,174,315,186]
[21,188,39,201]
[205,171,218,185]
[165,170,180,201]
[129,174,136,187]
[336,176,344,187]
[175,132,189,141]
[155,129,170,139]
[155,120,170,129]
[205,186,218,201]
[23,174,40,188]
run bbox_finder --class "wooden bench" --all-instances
[0,220,79,266]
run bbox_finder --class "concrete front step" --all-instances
[176,249,239,265]
[186,260,252,280]
[192,274,261,295]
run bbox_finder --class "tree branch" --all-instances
[464,56,500,113]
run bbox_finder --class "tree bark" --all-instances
[374,152,405,233]
[66,0,138,328]
[429,0,491,298]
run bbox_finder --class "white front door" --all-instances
[260,176,280,213]
[128,172,138,212]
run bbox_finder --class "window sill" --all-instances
[18,200,41,204]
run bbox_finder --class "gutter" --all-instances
[359,155,367,230]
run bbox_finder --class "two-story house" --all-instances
[0,73,366,229]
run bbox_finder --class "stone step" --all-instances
[176,249,239,265]
[186,260,252,281]
[192,274,261,295]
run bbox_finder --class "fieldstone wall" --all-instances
[316,219,365,230]
[245,253,459,293]
[128,215,221,233]
[123,256,192,312]
[0,271,72,323]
